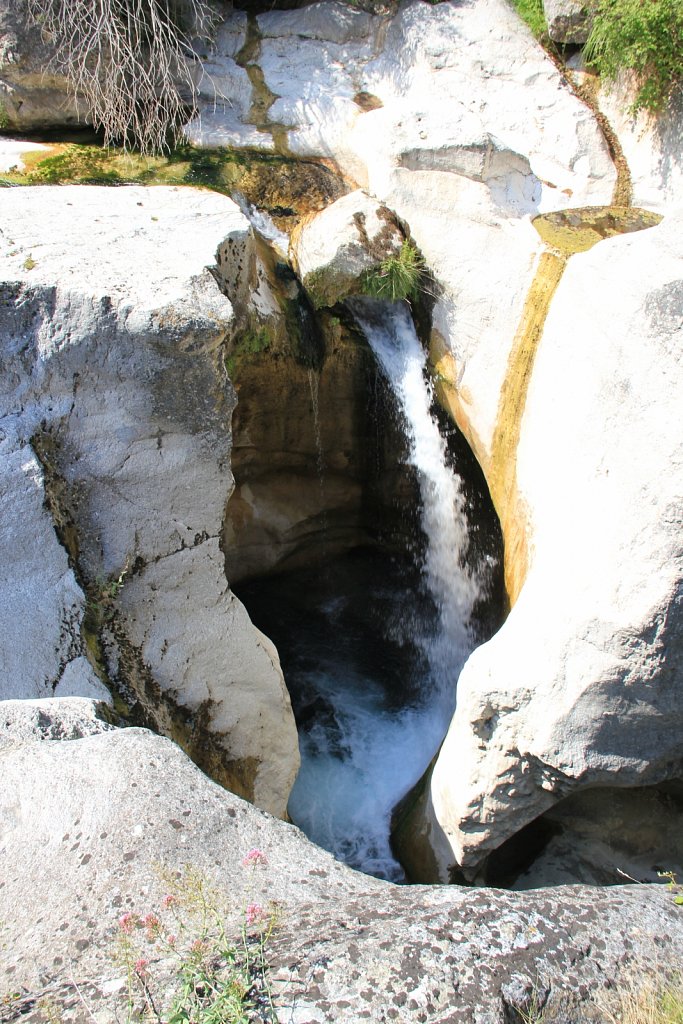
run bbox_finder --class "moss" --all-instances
[2,140,347,231]
[533,205,663,254]
[225,324,272,378]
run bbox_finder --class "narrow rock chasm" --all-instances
[225,299,505,880]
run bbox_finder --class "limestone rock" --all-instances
[2,726,682,1023]
[543,0,591,44]
[426,209,683,879]
[0,696,116,747]
[596,75,683,211]
[186,0,616,463]
[291,190,405,308]
[0,185,299,817]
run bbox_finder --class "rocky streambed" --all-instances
[1,0,683,1018]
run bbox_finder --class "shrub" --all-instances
[584,0,683,113]
[361,240,426,304]
[26,0,217,153]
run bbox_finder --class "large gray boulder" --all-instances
[1,723,682,1023]
[0,184,299,817]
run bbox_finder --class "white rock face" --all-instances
[0,696,116,746]
[187,0,615,458]
[597,76,683,211]
[2,723,682,1021]
[429,211,683,876]
[0,185,299,817]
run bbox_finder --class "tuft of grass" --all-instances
[508,0,548,39]
[361,240,426,304]
[599,974,683,1024]
[22,255,37,271]
[584,0,683,114]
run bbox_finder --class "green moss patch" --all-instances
[1,141,347,230]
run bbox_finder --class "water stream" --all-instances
[240,300,489,881]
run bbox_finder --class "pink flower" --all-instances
[245,903,265,926]
[161,894,175,909]
[242,848,268,867]
[143,913,160,936]
[118,912,139,934]
[134,958,149,978]
[166,933,177,946]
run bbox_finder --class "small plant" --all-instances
[508,0,548,39]
[114,858,278,1023]
[87,565,128,624]
[361,240,426,304]
[598,972,683,1024]
[659,869,683,906]
[584,0,683,114]
[23,255,37,271]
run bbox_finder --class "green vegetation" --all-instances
[361,240,426,304]
[508,0,548,39]
[115,859,277,1023]
[22,255,37,271]
[225,326,272,378]
[584,0,683,113]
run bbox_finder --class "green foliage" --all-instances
[508,0,548,39]
[0,102,9,131]
[225,326,272,378]
[584,0,683,113]
[116,862,277,1023]
[22,255,37,271]
[361,240,426,304]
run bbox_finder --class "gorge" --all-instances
[1,0,682,1018]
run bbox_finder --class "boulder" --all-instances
[0,184,299,817]
[425,209,683,879]
[0,696,116,747]
[1,725,682,1023]
[291,189,405,308]
[543,0,591,45]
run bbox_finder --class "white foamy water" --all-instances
[232,193,289,253]
[286,300,483,881]
[351,298,480,678]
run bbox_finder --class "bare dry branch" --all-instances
[27,0,217,153]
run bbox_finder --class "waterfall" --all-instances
[350,298,480,679]
[284,299,483,881]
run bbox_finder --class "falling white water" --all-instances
[283,300,484,881]
[351,298,480,678]
[232,193,289,253]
